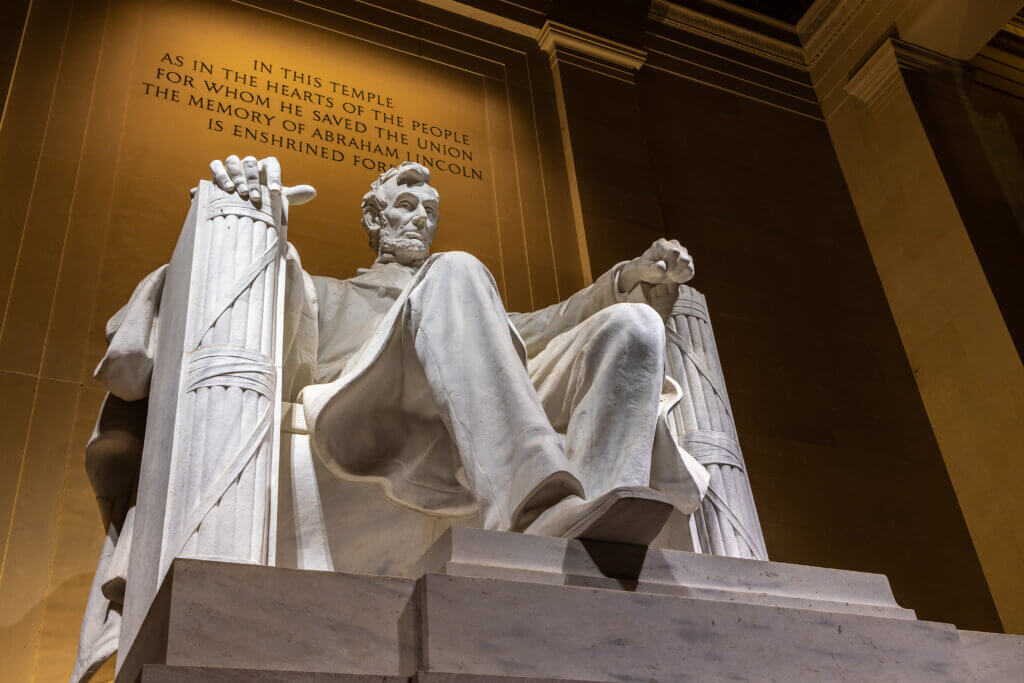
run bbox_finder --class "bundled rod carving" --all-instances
[160,180,287,574]
[665,286,767,560]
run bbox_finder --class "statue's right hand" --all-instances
[208,155,315,206]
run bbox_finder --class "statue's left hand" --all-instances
[207,155,316,207]
[618,238,694,294]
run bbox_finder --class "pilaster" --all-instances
[538,21,647,83]
[537,18,660,282]
[827,35,1024,633]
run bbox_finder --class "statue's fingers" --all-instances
[668,258,694,283]
[210,159,234,192]
[242,156,261,203]
[226,155,246,195]
[660,245,680,269]
[260,157,282,193]
[284,184,316,206]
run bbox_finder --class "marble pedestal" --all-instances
[117,529,1023,683]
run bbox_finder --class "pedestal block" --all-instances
[117,529,1024,682]
[117,560,418,682]
[415,528,914,619]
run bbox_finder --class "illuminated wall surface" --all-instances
[0,2,582,679]
[0,0,1017,680]
[100,0,581,307]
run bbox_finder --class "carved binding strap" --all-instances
[159,180,287,576]
[665,285,768,560]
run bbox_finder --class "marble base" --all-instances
[116,560,418,682]
[137,667,404,682]
[959,630,1024,681]
[137,667,587,683]
[415,527,915,619]
[117,530,1024,683]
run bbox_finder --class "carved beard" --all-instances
[378,225,431,265]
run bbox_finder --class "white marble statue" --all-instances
[288,158,710,540]
[71,156,718,681]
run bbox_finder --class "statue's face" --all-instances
[377,182,439,266]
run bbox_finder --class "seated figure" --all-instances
[71,155,710,682]
[270,157,710,542]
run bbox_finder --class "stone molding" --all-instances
[647,0,805,68]
[421,1,1015,81]
[537,20,647,78]
[645,0,871,71]
[973,13,1024,98]
[417,0,542,40]
[800,0,868,67]
[845,38,963,111]
[890,39,967,73]
[844,39,903,111]
[1006,12,1024,41]
[990,12,1024,58]
[796,0,840,42]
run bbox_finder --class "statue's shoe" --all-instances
[523,486,674,546]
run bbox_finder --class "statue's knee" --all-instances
[601,303,665,352]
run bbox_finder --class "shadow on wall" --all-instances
[0,571,114,682]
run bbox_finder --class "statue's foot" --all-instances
[523,486,673,546]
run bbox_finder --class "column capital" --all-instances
[537,20,647,82]
[845,38,965,111]
[990,11,1024,57]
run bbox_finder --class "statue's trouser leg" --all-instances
[528,303,666,500]
[406,252,584,531]
[71,498,130,683]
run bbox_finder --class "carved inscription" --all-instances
[141,53,485,181]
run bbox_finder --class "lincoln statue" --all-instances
[71,154,710,681]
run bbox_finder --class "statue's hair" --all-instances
[361,161,437,252]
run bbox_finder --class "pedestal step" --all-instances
[138,667,593,682]
[117,529,1023,683]
[415,527,915,619]
[138,667,404,682]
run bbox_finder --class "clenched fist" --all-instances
[207,154,316,206]
[618,238,694,294]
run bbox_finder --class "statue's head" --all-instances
[361,161,440,266]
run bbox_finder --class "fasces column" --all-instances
[118,179,290,663]
[665,286,767,560]
[159,180,286,575]
[831,37,1024,632]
